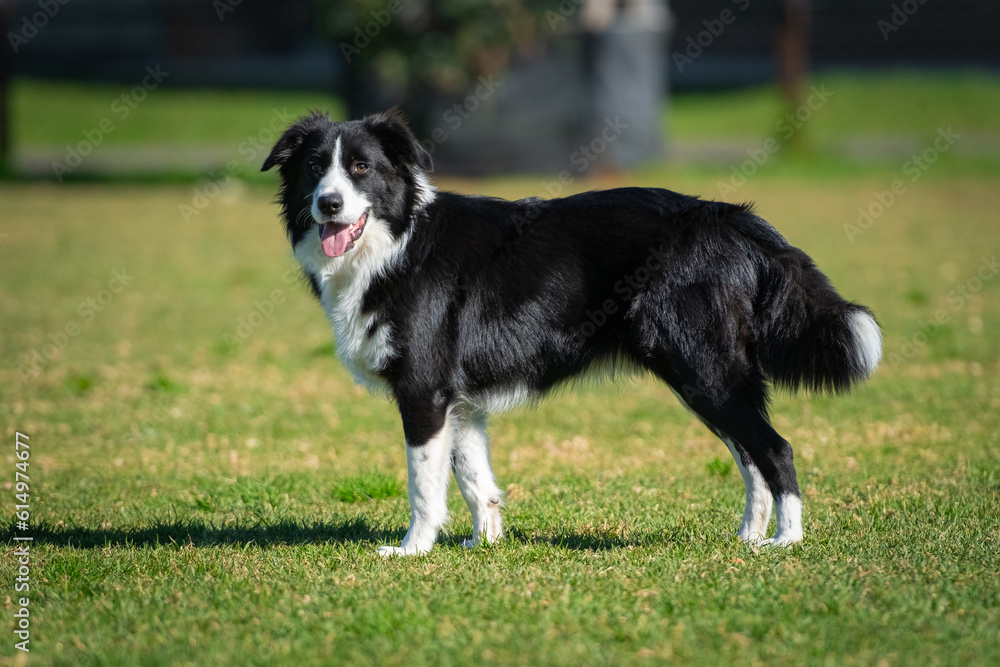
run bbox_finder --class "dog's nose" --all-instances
[317,193,343,216]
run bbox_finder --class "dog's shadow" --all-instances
[5,519,656,552]
[2,517,400,550]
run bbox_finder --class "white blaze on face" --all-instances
[311,136,373,258]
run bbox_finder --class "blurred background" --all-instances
[2,0,999,178]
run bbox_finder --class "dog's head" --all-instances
[262,109,433,258]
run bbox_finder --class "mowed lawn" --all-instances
[3,122,1000,662]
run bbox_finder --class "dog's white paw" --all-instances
[737,531,767,545]
[377,544,427,557]
[461,525,503,550]
[759,533,802,548]
[376,545,404,557]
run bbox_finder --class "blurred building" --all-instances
[6,0,336,88]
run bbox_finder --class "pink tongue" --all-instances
[320,223,351,258]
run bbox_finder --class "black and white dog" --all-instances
[262,109,881,555]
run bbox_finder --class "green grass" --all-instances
[10,70,1000,178]
[2,74,1000,665]
[332,472,405,504]
[669,70,1000,140]
[10,79,345,148]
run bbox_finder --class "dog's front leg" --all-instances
[378,397,454,557]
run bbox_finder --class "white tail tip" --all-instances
[848,310,882,378]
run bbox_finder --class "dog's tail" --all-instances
[734,212,882,394]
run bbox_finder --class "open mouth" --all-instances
[318,211,369,258]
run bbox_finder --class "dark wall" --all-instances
[7,0,337,88]
[8,0,1000,90]
[670,0,1000,86]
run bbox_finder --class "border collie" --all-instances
[262,109,881,555]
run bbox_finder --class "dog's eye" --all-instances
[309,159,323,175]
[353,162,369,175]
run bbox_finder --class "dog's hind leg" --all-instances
[668,376,802,546]
[451,411,503,548]
[378,400,455,557]
[720,435,773,543]
[703,400,802,547]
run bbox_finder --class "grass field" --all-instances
[2,73,1000,665]
[12,70,1000,145]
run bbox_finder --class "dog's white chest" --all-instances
[321,280,392,393]
[293,214,407,396]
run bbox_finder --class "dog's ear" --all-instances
[262,112,328,172]
[365,107,433,173]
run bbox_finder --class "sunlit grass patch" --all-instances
[332,471,405,504]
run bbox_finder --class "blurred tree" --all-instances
[0,0,13,167]
[318,0,545,130]
[777,0,811,109]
